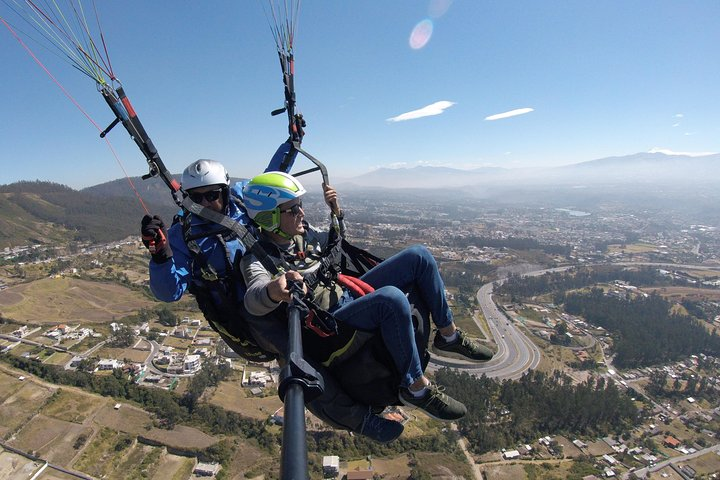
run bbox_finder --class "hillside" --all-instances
[0,181,175,250]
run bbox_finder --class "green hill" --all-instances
[0,180,177,249]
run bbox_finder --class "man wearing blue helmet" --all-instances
[241,172,494,429]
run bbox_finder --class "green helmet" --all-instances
[242,171,306,232]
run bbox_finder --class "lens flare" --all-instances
[429,0,453,19]
[409,19,433,50]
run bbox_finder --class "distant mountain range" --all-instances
[1,152,718,249]
[335,152,720,190]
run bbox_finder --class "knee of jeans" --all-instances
[374,286,411,316]
[407,244,434,265]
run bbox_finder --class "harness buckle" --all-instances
[200,268,219,282]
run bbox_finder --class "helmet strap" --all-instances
[274,225,294,240]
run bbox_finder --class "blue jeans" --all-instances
[331,245,453,388]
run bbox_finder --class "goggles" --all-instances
[188,188,223,203]
[280,201,303,216]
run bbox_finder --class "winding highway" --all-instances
[428,278,542,380]
[429,262,720,380]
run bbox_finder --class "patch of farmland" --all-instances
[141,424,217,451]
[0,378,56,438]
[150,451,196,480]
[206,378,282,421]
[0,369,27,402]
[95,345,150,363]
[43,388,105,424]
[72,427,134,478]
[0,277,157,324]
[9,413,91,466]
[94,403,154,434]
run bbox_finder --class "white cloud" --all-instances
[648,147,716,157]
[674,113,684,118]
[386,101,456,122]
[485,107,534,121]
[672,123,680,127]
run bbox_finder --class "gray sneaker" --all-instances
[399,384,467,421]
[434,329,494,361]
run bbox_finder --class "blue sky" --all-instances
[1,1,719,189]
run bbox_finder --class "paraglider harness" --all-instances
[249,222,387,366]
[178,205,277,363]
[172,178,382,365]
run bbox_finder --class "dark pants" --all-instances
[243,310,369,433]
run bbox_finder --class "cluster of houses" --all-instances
[153,346,203,374]
[45,323,98,342]
[497,429,710,479]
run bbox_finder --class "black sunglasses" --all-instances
[280,201,303,216]
[188,188,223,203]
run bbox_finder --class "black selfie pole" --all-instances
[278,281,324,480]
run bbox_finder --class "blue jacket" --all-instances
[149,183,253,303]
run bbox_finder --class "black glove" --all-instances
[141,214,172,263]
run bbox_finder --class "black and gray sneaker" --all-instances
[359,412,404,443]
[399,384,467,421]
[433,329,494,361]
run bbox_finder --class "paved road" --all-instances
[428,278,543,380]
[427,268,574,380]
[624,443,720,479]
[429,262,720,380]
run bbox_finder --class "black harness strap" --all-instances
[180,210,277,362]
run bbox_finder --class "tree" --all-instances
[76,357,96,373]
[156,307,178,327]
[108,325,135,348]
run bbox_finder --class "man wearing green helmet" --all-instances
[241,171,494,431]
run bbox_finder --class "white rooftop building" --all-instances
[184,354,202,374]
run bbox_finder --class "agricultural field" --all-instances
[95,345,151,363]
[72,427,138,478]
[0,367,223,480]
[43,388,106,424]
[607,242,660,254]
[11,413,91,466]
[682,450,720,477]
[227,440,276,479]
[479,461,529,480]
[205,374,283,421]
[0,276,156,324]
[643,285,720,302]
[0,372,56,439]
[150,452,196,480]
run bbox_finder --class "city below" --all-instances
[1,188,719,480]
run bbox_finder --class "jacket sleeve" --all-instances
[148,222,192,302]
[240,253,281,316]
[265,140,298,173]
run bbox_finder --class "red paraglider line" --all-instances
[2,16,150,214]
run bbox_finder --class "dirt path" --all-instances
[453,424,482,480]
